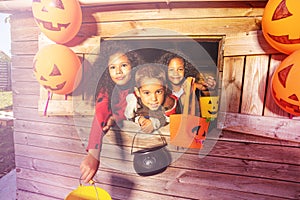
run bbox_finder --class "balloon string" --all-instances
[44,91,52,116]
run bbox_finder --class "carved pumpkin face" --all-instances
[200,96,219,118]
[32,0,82,44]
[262,0,300,55]
[271,49,300,116]
[33,44,82,95]
[191,121,210,148]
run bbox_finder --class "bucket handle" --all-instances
[130,130,167,155]
[79,176,100,200]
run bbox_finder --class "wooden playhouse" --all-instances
[0,0,299,199]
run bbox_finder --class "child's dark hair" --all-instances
[157,50,198,79]
[95,40,143,101]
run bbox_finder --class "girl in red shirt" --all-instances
[80,41,143,183]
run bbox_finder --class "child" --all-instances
[80,41,143,183]
[157,51,217,99]
[125,64,179,133]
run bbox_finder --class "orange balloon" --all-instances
[262,0,300,55]
[33,44,82,95]
[271,49,300,116]
[32,0,82,44]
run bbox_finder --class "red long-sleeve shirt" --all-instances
[86,87,130,150]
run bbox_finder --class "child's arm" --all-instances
[80,148,100,183]
[80,93,112,183]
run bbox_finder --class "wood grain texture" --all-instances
[241,55,269,115]
[10,3,300,200]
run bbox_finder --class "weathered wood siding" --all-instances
[0,62,11,91]
[10,2,300,200]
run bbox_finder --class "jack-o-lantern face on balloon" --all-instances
[262,0,300,55]
[271,49,300,116]
[33,44,82,95]
[32,0,82,44]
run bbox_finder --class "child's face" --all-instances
[167,57,185,86]
[135,78,165,111]
[108,53,132,86]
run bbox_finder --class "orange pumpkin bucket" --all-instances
[170,77,210,149]
[65,180,112,200]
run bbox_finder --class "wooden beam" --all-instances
[0,0,268,13]
[219,112,300,143]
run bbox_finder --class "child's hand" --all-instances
[196,73,216,91]
[138,116,154,133]
[102,116,115,132]
[125,93,138,119]
[80,149,100,183]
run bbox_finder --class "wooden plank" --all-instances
[11,55,35,68]
[13,121,81,140]
[224,31,279,56]
[37,86,96,117]
[14,132,85,154]
[12,81,40,95]
[0,0,268,13]
[17,190,59,200]
[82,1,265,23]
[220,56,244,113]
[12,107,80,125]
[241,55,269,115]
[78,17,262,38]
[220,130,300,147]
[11,68,36,82]
[264,54,290,118]
[11,26,39,42]
[14,144,84,166]
[17,179,70,200]
[219,112,300,143]
[38,34,100,55]
[38,99,94,116]
[161,171,299,200]
[10,12,36,29]
[11,41,38,55]
[13,94,39,108]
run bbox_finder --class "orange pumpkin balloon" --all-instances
[262,0,300,55]
[32,0,82,44]
[33,44,82,95]
[271,49,300,116]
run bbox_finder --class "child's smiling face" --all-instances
[108,53,132,86]
[167,57,185,86]
[135,78,165,111]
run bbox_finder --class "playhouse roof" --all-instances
[0,0,267,13]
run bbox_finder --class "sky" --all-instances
[0,13,11,57]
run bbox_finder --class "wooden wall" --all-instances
[10,1,300,199]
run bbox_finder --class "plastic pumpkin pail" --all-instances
[65,185,112,200]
